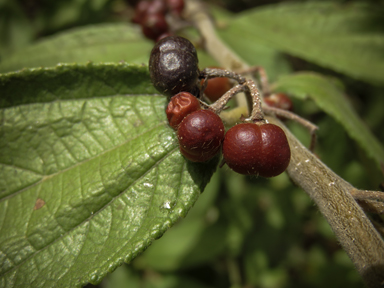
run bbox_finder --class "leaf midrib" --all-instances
[0,121,166,202]
[1,127,180,278]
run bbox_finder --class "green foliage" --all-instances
[0,24,153,73]
[222,2,384,84]
[1,1,383,288]
[273,72,384,168]
[0,0,115,59]
[0,64,218,287]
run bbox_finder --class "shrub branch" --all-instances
[185,1,384,287]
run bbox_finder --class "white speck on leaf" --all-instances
[163,201,171,209]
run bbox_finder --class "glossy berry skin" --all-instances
[202,76,232,102]
[149,36,200,97]
[223,123,291,177]
[178,110,225,162]
[166,92,201,129]
[264,93,293,112]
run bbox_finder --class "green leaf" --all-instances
[225,2,384,84]
[0,63,218,287]
[135,173,226,271]
[0,23,153,73]
[273,72,384,168]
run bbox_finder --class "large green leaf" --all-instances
[224,2,384,84]
[0,23,153,73]
[0,63,218,287]
[273,72,384,168]
[134,173,227,272]
[0,22,218,78]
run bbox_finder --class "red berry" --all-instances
[166,0,185,16]
[178,110,225,162]
[132,1,151,24]
[166,92,201,129]
[222,123,291,177]
[141,13,169,41]
[264,93,293,111]
[147,0,167,15]
[201,74,232,102]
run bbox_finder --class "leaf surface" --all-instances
[224,2,384,84]
[273,72,384,167]
[0,63,218,287]
[0,24,153,73]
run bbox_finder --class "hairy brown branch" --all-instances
[184,1,384,287]
[351,189,384,202]
[356,199,384,215]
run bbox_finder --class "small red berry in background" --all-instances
[166,92,201,129]
[132,0,151,24]
[141,13,169,41]
[178,110,225,162]
[132,0,185,41]
[166,0,185,16]
[264,93,293,112]
[201,67,232,102]
[222,123,291,177]
[149,0,168,13]
[156,32,173,42]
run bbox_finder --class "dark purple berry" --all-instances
[149,36,200,97]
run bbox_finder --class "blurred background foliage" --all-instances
[1,0,383,287]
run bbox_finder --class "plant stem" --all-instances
[185,1,384,287]
[184,1,251,110]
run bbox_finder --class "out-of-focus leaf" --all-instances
[0,1,34,58]
[223,2,384,84]
[101,264,141,288]
[215,2,292,83]
[0,23,153,73]
[102,264,214,288]
[33,0,114,34]
[0,63,218,287]
[273,72,384,168]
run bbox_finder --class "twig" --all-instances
[263,105,318,151]
[356,199,384,215]
[184,1,384,287]
[351,189,384,202]
[209,84,246,114]
[371,219,384,237]
[184,0,250,110]
[235,66,271,96]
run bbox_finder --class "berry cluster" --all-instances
[165,92,225,162]
[131,0,185,41]
[149,36,224,162]
[165,90,225,162]
[149,35,294,177]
